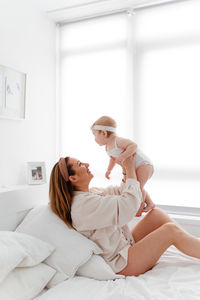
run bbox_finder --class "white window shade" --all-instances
[60,14,127,51]
[135,0,200,42]
[138,47,200,171]
[134,0,200,208]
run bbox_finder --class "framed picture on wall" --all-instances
[27,162,46,185]
[0,64,26,120]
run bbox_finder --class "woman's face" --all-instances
[68,157,93,188]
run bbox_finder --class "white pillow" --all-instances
[0,263,56,300]
[0,209,31,231]
[0,246,24,284]
[76,255,124,280]
[0,231,55,283]
[16,205,102,288]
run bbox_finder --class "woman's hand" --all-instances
[115,157,124,164]
[122,153,136,169]
[122,153,137,180]
[111,155,135,167]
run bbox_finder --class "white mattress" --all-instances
[35,246,200,300]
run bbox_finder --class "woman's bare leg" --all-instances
[118,222,200,276]
[132,208,174,242]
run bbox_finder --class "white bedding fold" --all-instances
[35,246,200,300]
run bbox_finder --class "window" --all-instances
[59,0,200,210]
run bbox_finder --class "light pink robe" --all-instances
[71,179,142,273]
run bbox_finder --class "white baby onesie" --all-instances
[106,138,153,169]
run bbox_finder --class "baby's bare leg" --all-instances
[136,165,154,217]
[136,164,154,188]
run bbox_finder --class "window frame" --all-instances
[56,0,200,218]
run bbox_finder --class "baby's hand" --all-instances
[105,170,111,180]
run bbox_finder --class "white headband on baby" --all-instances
[92,125,116,132]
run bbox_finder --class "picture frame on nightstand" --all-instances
[27,162,46,185]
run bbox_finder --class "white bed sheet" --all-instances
[35,246,200,300]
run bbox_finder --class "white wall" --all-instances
[0,0,56,186]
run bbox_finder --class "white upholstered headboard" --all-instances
[0,184,49,231]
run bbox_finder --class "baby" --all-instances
[91,115,155,217]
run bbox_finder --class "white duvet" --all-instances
[36,246,200,300]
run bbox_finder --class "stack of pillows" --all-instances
[0,205,124,299]
[0,231,55,300]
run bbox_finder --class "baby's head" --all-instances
[91,116,117,146]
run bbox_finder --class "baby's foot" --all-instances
[136,189,146,217]
[142,202,155,212]
[136,201,145,217]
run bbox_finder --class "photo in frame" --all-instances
[0,64,26,120]
[27,162,46,185]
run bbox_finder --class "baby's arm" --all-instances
[105,157,116,179]
[115,137,137,164]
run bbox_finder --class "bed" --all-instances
[36,249,200,300]
[1,185,200,300]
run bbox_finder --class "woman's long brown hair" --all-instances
[49,157,75,228]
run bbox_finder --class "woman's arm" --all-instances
[123,153,137,180]
[72,179,142,230]
[72,154,142,231]
[91,154,137,195]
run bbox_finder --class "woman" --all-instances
[49,154,200,276]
